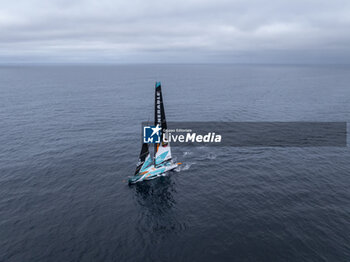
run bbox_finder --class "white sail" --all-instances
[155,143,172,166]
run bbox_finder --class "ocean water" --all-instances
[0,64,350,261]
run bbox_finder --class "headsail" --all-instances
[155,143,172,165]
[154,82,172,166]
[135,143,152,175]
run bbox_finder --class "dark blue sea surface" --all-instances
[0,64,350,261]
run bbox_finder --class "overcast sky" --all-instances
[1,0,350,63]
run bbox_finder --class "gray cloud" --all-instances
[1,0,350,63]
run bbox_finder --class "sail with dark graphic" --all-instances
[134,143,151,175]
[154,82,167,133]
[154,82,172,166]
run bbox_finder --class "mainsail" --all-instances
[154,82,172,166]
[135,143,151,175]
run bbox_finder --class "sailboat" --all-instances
[128,82,181,184]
